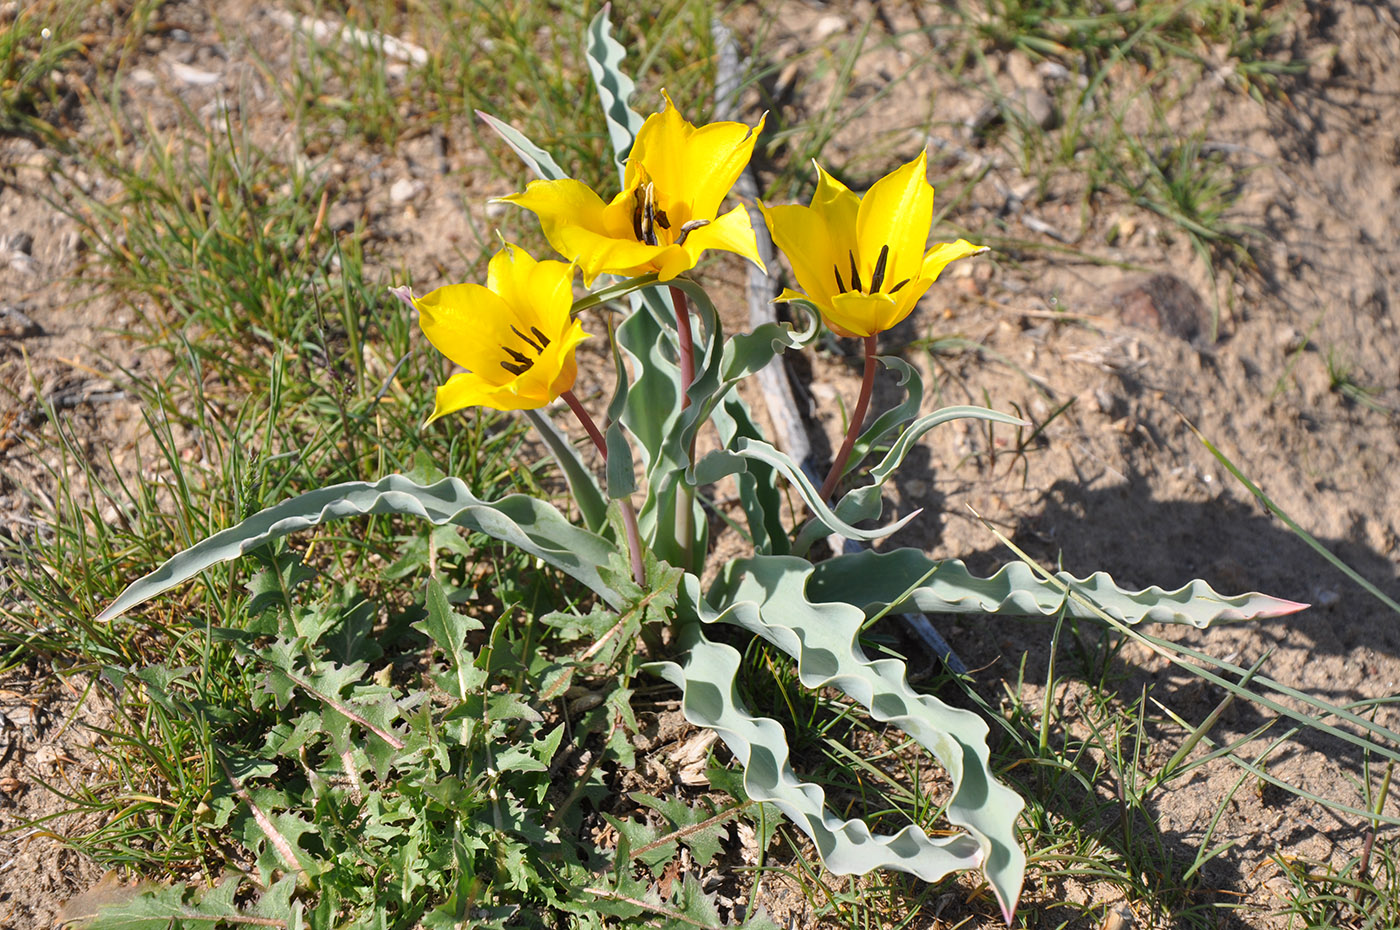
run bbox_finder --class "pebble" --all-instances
[1110,273,1207,343]
[1009,87,1059,131]
[389,177,425,204]
[167,60,221,86]
[812,15,845,43]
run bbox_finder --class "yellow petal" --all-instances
[882,276,933,332]
[760,200,839,309]
[484,243,577,338]
[826,291,900,339]
[825,274,934,336]
[545,318,589,399]
[921,238,985,283]
[680,204,765,275]
[631,91,764,223]
[415,283,515,385]
[855,152,933,292]
[430,371,542,419]
[810,162,860,250]
[500,179,656,284]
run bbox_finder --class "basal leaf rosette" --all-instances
[394,244,590,418]
[760,152,983,337]
[499,91,766,285]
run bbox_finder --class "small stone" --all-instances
[812,15,845,42]
[128,67,157,87]
[1110,273,1208,343]
[0,305,42,339]
[389,177,425,204]
[1009,87,1059,131]
[167,60,222,86]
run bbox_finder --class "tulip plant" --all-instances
[97,11,1305,921]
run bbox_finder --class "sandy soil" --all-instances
[2,0,1398,926]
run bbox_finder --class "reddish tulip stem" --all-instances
[668,285,699,568]
[819,334,879,502]
[670,285,695,410]
[560,389,646,585]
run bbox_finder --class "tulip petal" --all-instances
[921,239,986,283]
[827,291,901,339]
[811,163,861,250]
[855,152,933,291]
[630,91,765,226]
[430,370,545,419]
[760,201,841,310]
[501,179,660,285]
[681,204,765,274]
[416,283,515,384]
[485,244,577,338]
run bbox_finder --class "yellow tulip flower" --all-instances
[498,92,766,285]
[760,152,984,338]
[401,244,590,419]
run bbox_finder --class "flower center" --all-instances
[630,180,710,248]
[832,244,909,296]
[499,324,552,376]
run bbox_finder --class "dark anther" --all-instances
[503,346,533,368]
[870,245,889,292]
[655,208,671,229]
[511,325,543,352]
[500,342,535,376]
[889,278,910,294]
[675,218,710,246]
[529,326,551,348]
[833,264,846,293]
[848,252,863,293]
[632,182,660,246]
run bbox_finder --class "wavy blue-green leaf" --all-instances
[710,394,788,556]
[522,408,608,533]
[843,404,1025,522]
[586,6,644,173]
[846,355,924,472]
[659,560,1025,920]
[96,475,622,622]
[476,110,565,181]
[604,315,640,501]
[807,548,1309,626]
[696,437,919,543]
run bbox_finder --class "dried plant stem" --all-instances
[820,334,879,501]
[561,389,645,584]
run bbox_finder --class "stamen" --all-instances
[503,346,533,369]
[675,218,710,246]
[511,325,542,352]
[890,277,910,294]
[654,208,671,229]
[633,182,659,246]
[500,360,530,375]
[848,252,863,293]
[833,264,846,293]
[870,245,889,292]
[529,326,551,348]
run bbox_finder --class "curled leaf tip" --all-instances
[387,285,415,313]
